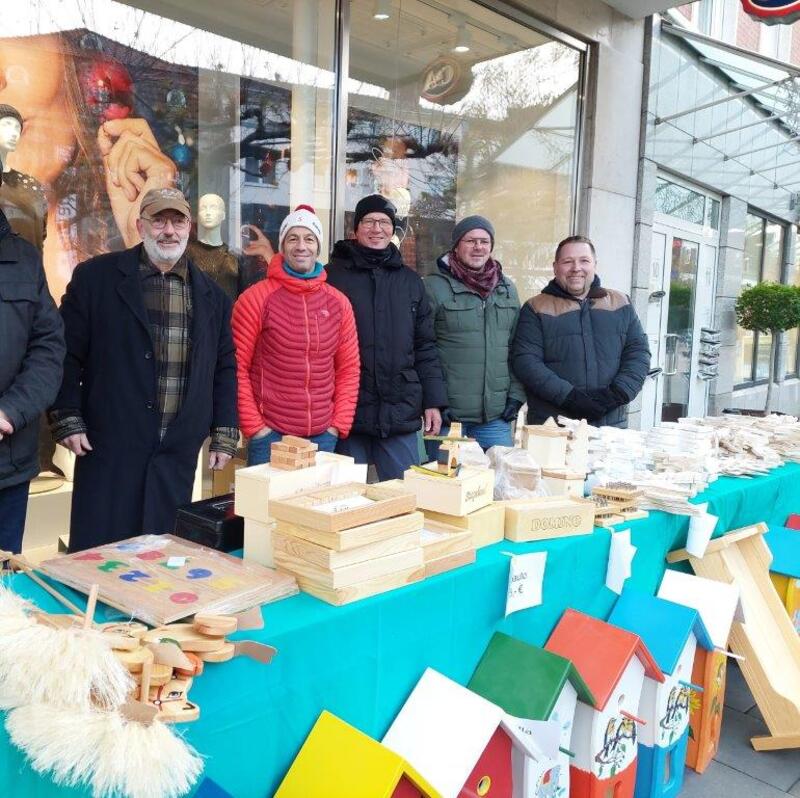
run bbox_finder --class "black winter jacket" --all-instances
[511,277,650,427]
[51,245,237,551]
[326,240,447,437]
[0,210,64,490]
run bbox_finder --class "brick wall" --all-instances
[792,23,800,66]
[736,4,761,51]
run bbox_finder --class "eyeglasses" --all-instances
[359,217,393,230]
[143,215,191,232]
[461,238,492,248]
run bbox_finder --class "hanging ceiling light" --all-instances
[373,0,391,20]
[452,22,471,53]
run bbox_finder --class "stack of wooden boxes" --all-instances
[234,451,366,567]
[269,483,426,605]
[403,462,501,552]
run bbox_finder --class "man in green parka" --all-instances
[424,215,525,451]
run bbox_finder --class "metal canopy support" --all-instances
[724,133,800,161]
[773,157,800,172]
[692,113,782,143]
[654,76,793,125]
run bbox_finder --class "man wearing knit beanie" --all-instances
[326,194,448,480]
[424,216,525,452]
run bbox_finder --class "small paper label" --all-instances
[686,503,719,559]
[505,551,547,617]
[167,556,187,568]
[606,528,637,595]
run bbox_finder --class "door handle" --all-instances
[664,333,679,376]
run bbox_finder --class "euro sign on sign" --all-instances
[741,0,800,24]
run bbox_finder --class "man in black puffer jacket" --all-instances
[0,180,64,554]
[511,235,650,428]
[327,195,448,479]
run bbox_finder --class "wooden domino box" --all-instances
[403,464,494,517]
[502,496,595,542]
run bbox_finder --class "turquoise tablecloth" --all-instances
[3,462,799,798]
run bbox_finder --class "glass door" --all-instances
[662,237,700,422]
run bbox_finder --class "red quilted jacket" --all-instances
[231,254,360,439]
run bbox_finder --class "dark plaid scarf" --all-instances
[448,249,501,299]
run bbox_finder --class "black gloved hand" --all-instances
[562,388,606,421]
[585,385,629,413]
[501,398,524,423]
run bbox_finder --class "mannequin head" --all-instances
[198,193,225,230]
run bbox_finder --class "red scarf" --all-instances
[448,249,501,299]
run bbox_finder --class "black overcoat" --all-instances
[52,244,237,551]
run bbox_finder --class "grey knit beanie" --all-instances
[451,215,494,248]
[0,105,23,130]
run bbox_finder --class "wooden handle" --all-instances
[139,659,153,703]
[82,584,99,631]
[5,554,86,617]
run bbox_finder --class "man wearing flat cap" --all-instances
[326,194,447,479]
[50,188,238,551]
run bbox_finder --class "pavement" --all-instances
[680,662,800,797]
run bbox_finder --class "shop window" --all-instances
[735,213,788,386]
[0,0,337,302]
[345,0,583,296]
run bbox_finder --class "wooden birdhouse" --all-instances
[608,588,714,798]
[657,570,741,773]
[545,609,664,798]
[274,710,442,798]
[765,525,800,633]
[469,632,596,798]
[383,668,549,798]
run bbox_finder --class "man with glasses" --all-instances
[424,215,525,452]
[512,235,650,428]
[50,188,238,551]
[326,194,447,480]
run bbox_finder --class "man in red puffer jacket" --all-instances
[232,206,360,465]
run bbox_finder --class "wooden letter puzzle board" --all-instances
[39,534,298,627]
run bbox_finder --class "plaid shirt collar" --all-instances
[139,245,190,282]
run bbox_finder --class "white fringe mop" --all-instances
[0,580,204,798]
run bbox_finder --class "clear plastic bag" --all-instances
[487,445,549,500]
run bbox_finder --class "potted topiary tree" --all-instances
[735,282,800,412]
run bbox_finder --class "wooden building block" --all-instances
[269,483,416,533]
[420,523,474,562]
[295,566,425,606]
[503,496,595,542]
[669,523,800,751]
[234,452,363,523]
[243,517,275,567]
[424,547,476,578]
[522,421,569,469]
[273,528,421,570]
[275,543,423,589]
[403,465,494,517]
[276,511,424,552]
[595,514,626,528]
[423,503,505,549]
[540,469,585,498]
[620,509,649,521]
